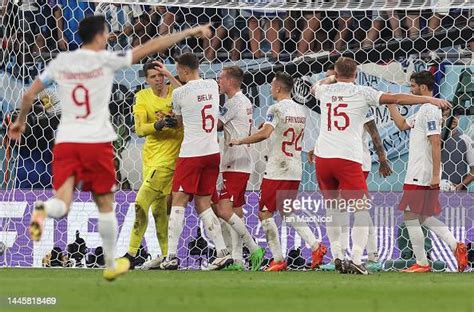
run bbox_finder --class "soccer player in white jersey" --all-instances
[215,66,265,271]
[230,72,327,272]
[8,15,211,281]
[387,71,468,273]
[159,53,232,270]
[311,57,451,274]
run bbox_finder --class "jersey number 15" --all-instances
[326,103,350,131]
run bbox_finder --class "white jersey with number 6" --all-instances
[38,49,133,144]
[173,79,220,158]
[313,82,383,164]
[264,99,306,181]
[219,91,253,173]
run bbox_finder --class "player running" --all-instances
[230,72,327,272]
[124,61,183,270]
[215,66,265,271]
[8,15,211,281]
[311,57,452,275]
[159,53,232,271]
[387,70,468,273]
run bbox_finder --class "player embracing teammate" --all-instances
[9,15,212,281]
[311,57,454,274]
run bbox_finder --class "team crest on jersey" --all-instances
[266,114,274,122]
[220,106,228,116]
[427,120,437,131]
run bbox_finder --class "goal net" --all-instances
[0,0,473,271]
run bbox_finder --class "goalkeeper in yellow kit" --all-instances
[124,61,183,269]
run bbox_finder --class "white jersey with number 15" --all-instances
[172,79,220,158]
[38,49,133,144]
[313,82,383,165]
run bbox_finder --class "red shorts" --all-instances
[218,172,250,207]
[172,153,220,196]
[316,157,368,200]
[259,178,300,213]
[399,184,441,217]
[53,142,117,194]
[363,171,369,180]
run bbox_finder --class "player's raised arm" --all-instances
[131,24,212,64]
[8,79,46,140]
[386,104,411,131]
[379,93,451,109]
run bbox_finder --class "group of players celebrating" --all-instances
[8,16,468,281]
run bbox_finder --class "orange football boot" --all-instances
[402,263,430,273]
[265,260,287,272]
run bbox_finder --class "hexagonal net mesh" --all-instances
[0,1,472,271]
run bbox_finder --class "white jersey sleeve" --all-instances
[423,105,442,137]
[264,104,282,129]
[360,86,384,107]
[102,50,133,71]
[38,59,59,87]
[460,134,474,166]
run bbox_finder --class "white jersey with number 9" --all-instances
[38,49,133,144]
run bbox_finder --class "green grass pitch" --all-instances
[0,269,473,312]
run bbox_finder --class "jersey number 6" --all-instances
[201,104,215,133]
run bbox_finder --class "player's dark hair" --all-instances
[78,15,107,45]
[143,61,159,77]
[223,66,244,86]
[274,71,293,93]
[335,57,357,78]
[175,53,200,70]
[410,71,435,91]
[326,63,335,71]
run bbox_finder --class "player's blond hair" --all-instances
[335,57,357,79]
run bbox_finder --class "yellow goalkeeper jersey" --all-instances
[133,86,183,169]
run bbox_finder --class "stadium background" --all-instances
[0,1,472,270]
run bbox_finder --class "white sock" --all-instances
[339,211,350,258]
[167,206,185,260]
[351,211,370,265]
[219,218,232,250]
[405,219,429,266]
[229,221,243,264]
[200,208,229,257]
[367,215,378,261]
[261,218,284,262]
[228,214,259,253]
[44,198,67,219]
[98,211,118,269]
[326,209,342,260]
[422,216,457,251]
[285,213,320,250]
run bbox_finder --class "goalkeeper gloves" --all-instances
[154,115,178,132]
[164,115,178,128]
[154,119,166,132]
